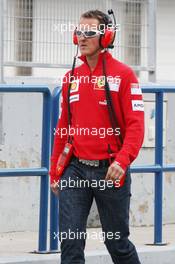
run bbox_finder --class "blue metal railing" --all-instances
[49,85,175,249]
[130,86,175,245]
[0,85,51,253]
[131,86,175,245]
[1,84,175,252]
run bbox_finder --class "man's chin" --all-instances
[79,47,102,57]
[80,50,90,56]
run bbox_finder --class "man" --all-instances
[50,9,144,264]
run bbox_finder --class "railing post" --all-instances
[38,91,52,253]
[49,87,61,252]
[154,91,166,245]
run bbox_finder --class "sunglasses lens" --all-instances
[76,30,82,36]
[84,31,97,37]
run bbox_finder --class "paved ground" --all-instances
[0,224,175,263]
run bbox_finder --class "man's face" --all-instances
[77,17,102,56]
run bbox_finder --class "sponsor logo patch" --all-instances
[131,83,142,95]
[70,94,79,103]
[94,76,121,92]
[108,77,121,92]
[94,76,105,90]
[132,100,144,111]
[58,92,63,118]
[70,79,79,93]
[99,99,107,105]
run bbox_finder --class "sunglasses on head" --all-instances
[76,30,102,38]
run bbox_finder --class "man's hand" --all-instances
[50,181,59,197]
[105,161,125,182]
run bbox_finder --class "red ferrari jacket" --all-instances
[50,51,144,184]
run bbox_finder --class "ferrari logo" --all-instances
[94,76,105,90]
[70,79,79,93]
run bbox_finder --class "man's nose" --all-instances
[79,33,86,40]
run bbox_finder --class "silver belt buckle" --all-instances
[79,158,99,167]
[94,160,99,167]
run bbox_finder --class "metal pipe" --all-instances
[154,91,163,244]
[38,88,52,253]
[1,164,175,177]
[49,86,61,252]
[0,84,50,93]
[0,167,48,176]
[141,86,175,93]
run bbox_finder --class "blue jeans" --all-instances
[58,157,141,264]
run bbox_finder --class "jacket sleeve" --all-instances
[49,81,69,184]
[115,69,145,171]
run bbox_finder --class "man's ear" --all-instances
[73,28,78,45]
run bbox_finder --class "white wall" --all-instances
[157,0,175,82]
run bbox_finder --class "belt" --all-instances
[72,155,112,168]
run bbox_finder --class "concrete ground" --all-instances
[0,224,175,263]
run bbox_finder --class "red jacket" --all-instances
[50,51,144,184]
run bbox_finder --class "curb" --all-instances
[0,246,175,264]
